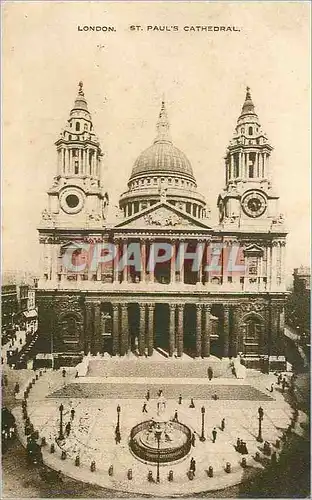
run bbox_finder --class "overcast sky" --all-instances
[3,1,310,279]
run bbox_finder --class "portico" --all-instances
[84,298,237,359]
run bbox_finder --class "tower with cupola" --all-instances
[40,82,109,230]
[218,87,284,232]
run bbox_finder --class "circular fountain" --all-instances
[129,417,192,464]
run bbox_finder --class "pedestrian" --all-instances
[189,398,195,408]
[70,409,75,420]
[236,437,241,452]
[173,410,178,422]
[75,371,79,378]
[190,457,196,475]
[258,406,264,419]
[142,402,148,413]
[65,422,71,436]
[191,433,196,447]
[3,375,8,387]
[221,418,225,431]
[270,383,274,393]
[241,441,248,454]
[158,389,163,397]
[14,382,20,395]
[212,393,219,400]
[62,368,66,378]
[208,366,213,381]
[277,373,282,385]
[115,429,121,444]
[212,427,217,443]
[178,394,182,404]
[282,378,286,393]
[146,389,150,401]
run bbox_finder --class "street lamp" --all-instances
[257,406,264,443]
[155,428,162,483]
[59,404,64,440]
[200,406,206,442]
[117,404,121,431]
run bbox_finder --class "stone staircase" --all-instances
[87,356,236,379]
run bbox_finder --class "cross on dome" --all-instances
[78,81,84,97]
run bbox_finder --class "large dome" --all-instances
[130,141,195,180]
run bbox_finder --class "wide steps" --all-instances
[87,357,235,379]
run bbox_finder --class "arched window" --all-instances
[248,126,253,136]
[74,161,79,174]
[76,122,80,131]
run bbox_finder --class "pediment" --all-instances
[243,244,264,256]
[114,202,211,230]
[60,241,84,251]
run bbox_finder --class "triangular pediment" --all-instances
[60,241,84,250]
[243,244,264,256]
[114,202,211,230]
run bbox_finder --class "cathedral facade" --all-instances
[37,83,287,369]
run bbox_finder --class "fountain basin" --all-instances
[129,419,192,464]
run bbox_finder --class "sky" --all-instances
[2,1,311,280]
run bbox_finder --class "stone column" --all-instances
[84,302,93,355]
[223,305,230,357]
[139,303,146,356]
[84,149,87,175]
[148,240,155,283]
[120,304,128,355]
[230,154,234,179]
[280,242,286,289]
[141,239,146,283]
[177,304,184,357]
[195,304,202,357]
[80,149,83,175]
[230,306,239,358]
[113,240,120,284]
[198,240,203,285]
[122,239,128,283]
[170,240,176,284]
[179,240,185,284]
[147,303,155,356]
[93,302,102,355]
[112,304,119,356]
[271,242,278,290]
[204,242,210,286]
[169,303,175,357]
[202,304,211,357]
[239,151,243,178]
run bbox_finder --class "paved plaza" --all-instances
[12,359,301,496]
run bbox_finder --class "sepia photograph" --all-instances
[1,1,310,498]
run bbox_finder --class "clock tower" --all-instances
[217,87,284,231]
[40,82,109,230]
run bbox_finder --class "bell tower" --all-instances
[217,87,284,231]
[40,82,109,229]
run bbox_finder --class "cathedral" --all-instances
[37,83,287,370]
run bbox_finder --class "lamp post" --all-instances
[257,406,264,443]
[155,428,162,483]
[117,404,121,431]
[200,406,206,442]
[59,404,64,440]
